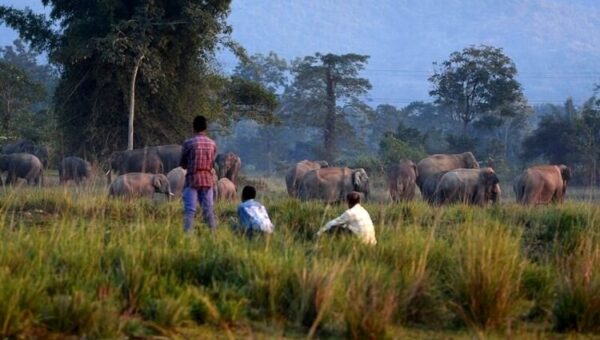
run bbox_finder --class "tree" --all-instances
[0,61,44,135]
[429,45,523,136]
[283,53,371,162]
[1,1,275,156]
[522,96,600,185]
[233,52,289,94]
[228,52,289,173]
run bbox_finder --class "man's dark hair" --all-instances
[193,115,208,132]
[347,191,361,207]
[242,185,257,201]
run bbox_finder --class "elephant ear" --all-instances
[153,175,161,189]
[352,168,369,191]
[559,165,571,181]
[480,168,499,186]
[412,163,418,178]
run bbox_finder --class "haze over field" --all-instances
[2,0,600,106]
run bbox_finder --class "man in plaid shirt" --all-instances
[180,116,217,232]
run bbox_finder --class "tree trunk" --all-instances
[2,99,10,132]
[127,54,145,151]
[462,119,469,137]
[324,66,336,162]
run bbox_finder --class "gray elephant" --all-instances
[217,177,237,201]
[215,152,241,183]
[59,156,92,185]
[434,167,500,206]
[285,160,329,197]
[108,173,173,199]
[167,167,218,200]
[417,152,480,203]
[513,164,570,205]
[147,144,182,173]
[386,160,418,202]
[297,167,369,203]
[167,167,186,197]
[1,139,49,167]
[0,153,44,186]
[109,148,164,176]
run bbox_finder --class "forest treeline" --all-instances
[1,1,599,184]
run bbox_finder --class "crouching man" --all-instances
[235,185,274,237]
[317,191,377,245]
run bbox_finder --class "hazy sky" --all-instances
[2,0,600,107]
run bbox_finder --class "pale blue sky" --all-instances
[2,0,600,106]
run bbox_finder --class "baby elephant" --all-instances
[167,167,186,197]
[109,173,173,199]
[217,177,236,201]
[59,156,92,185]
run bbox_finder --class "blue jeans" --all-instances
[183,186,216,232]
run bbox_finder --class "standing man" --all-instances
[180,115,217,232]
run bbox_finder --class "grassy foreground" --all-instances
[0,185,600,339]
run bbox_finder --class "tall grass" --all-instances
[446,223,526,331]
[554,233,600,333]
[0,186,600,337]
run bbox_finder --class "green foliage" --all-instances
[0,60,45,135]
[379,132,426,166]
[523,96,600,185]
[1,1,276,156]
[429,45,523,136]
[444,134,477,155]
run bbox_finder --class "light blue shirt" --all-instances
[237,199,274,233]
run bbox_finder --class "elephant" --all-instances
[215,152,241,183]
[0,153,44,186]
[167,167,186,197]
[59,156,92,185]
[167,167,219,199]
[434,167,501,206]
[147,144,182,173]
[297,167,369,203]
[1,139,48,167]
[285,160,329,197]
[108,173,173,199]
[513,164,571,205]
[416,152,480,203]
[109,148,164,176]
[386,160,418,202]
[217,177,237,201]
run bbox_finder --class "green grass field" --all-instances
[0,177,599,339]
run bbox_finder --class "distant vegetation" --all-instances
[0,2,599,183]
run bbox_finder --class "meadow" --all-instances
[0,176,599,339]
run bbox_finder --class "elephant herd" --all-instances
[285,160,370,203]
[385,152,570,206]
[1,138,571,206]
[286,152,570,206]
[0,141,242,201]
[108,146,241,200]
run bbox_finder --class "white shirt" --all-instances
[318,204,377,245]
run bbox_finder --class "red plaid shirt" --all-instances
[180,133,217,188]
